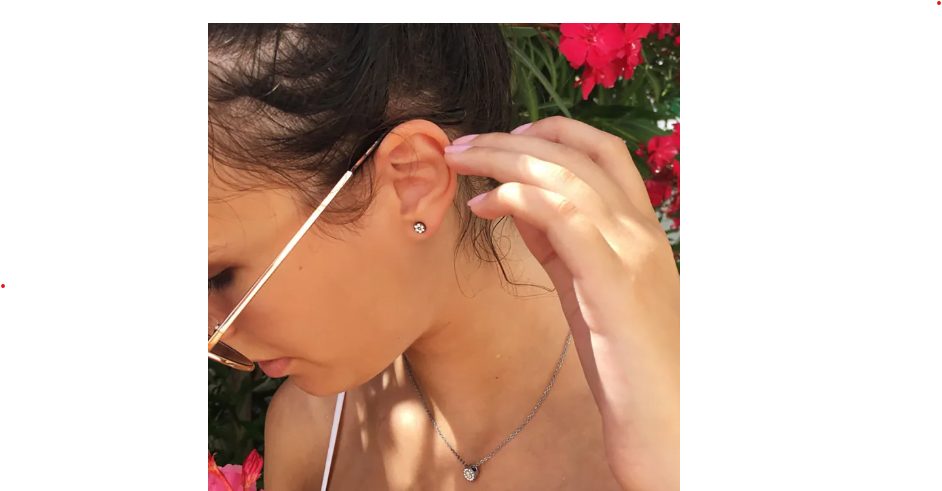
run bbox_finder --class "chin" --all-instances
[288,366,355,397]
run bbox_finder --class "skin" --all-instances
[209,117,679,490]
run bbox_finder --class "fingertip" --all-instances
[467,192,487,207]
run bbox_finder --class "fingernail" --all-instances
[467,193,487,206]
[445,145,472,154]
[452,134,479,145]
[510,122,532,135]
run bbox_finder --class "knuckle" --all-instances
[554,196,580,220]
[603,134,628,154]
[541,115,568,129]
[553,166,579,188]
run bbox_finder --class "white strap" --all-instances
[320,391,345,491]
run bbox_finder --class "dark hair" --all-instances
[209,23,521,282]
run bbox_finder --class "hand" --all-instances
[444,117,680,491]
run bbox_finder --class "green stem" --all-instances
[534,27,558,49]
[512,44,572,119]
[521,46,540,121]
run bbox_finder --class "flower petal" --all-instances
[209,454,235,491]
[596,62,618,88]
[624,23,652,41]
[586,47,616,69]
[656,23,674,40]
[645,180,672,207]
[639,23,654,38]
[560,23,588,39]
[594,23,627,53]
[242,450,264,489]
[559,38,589,68]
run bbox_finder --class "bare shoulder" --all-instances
[264,377,340,491]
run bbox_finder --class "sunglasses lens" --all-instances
[208,315,255,371]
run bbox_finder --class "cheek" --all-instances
[244,228,417,363]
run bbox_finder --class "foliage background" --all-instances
[208,23,679,488]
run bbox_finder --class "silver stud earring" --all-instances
[413,222,426,234]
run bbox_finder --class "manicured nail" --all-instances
[452,134,479,145]
[445,145,472,154]
[510,122,532,135]
[467,193,487,206]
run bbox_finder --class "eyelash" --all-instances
[208,268,234,293]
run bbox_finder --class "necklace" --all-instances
[402,332,573,483]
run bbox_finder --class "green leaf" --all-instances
[503,27,539,39]
[519,54,540,122]
[512,44,572,118]
[645,69,661,104]
[620,117,668,142]
[634,158,651,180]
[535,36,559,89]
[590,118,639,143]
[621,67,647,104]
[571,105,662,120]
[641,44,654,68]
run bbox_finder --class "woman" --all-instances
[208,24,678,491]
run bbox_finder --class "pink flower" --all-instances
[559,23,626,69]
[210,465,249,491]
[209,453,234,491]
[209,451,264,491]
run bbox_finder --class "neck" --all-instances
[401,223,577,457]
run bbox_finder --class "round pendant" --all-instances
[463,465,479,482]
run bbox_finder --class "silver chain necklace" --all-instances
[402,332,573,483]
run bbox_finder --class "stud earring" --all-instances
[413,222,426,234]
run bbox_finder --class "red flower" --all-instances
[645,179,673,207]
[559,23,626,69]
[613,23,651,80]
[674,35,680,47]
[654,23,674,40]
[638,124,680,213]
[645,135,679,176]
[574,61,619,100]
[241,450,263,490]
[623,23,653,42]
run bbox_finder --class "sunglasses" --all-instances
[209,109,467,371]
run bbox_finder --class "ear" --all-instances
[371,120,456,237]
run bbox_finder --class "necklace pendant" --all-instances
[463,465,479,482]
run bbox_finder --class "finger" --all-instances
[468,182,622,282]
[448,132,634,215]
[445,146,623,227]
[513,117,655,222]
